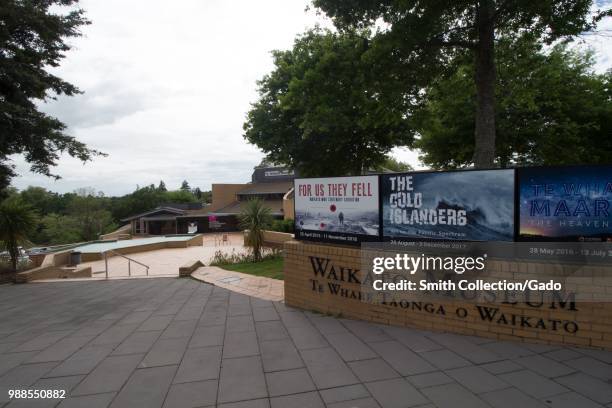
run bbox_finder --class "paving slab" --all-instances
[109,365,176,408]
[514,354,575,378]
[499,369,569,398]
[223,330,260,358]
[163,379,218,408]
[301,347,359,389]
[542,391,605,408]
[384,326,442,352]
[324,332,378,362]
[270,391,325,408]
[57,392,116,408]
[420,349,472,370]
[111,330,161,355]
[369,340,435,376]
[27,334,95,363]
[555,372,612,404]
[348,358,400,382]
[319,384,371,405]
[327,397,381,408]
[445,365,509,394]
[253,307,280,322]
[218,398,270,408]
[45,344,114,377]
[218,355,268,403]
[189,324,225,348]
[71,353,144,396]
[286,325,328,350]
[174,346,222,383]
[480,387,548,408]
[420,383,490,408]
[564,356,612,380]
[406,371,454,389]
[365,377,429,408]
[0,279,608,408]
[266,368,316,397]
[479,360,523,375]
[140,336,189,367]
[260,339,303,372]
[255,321,289,341]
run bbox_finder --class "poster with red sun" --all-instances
[294,176,380,244]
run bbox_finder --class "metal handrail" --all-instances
[102,249,150,278]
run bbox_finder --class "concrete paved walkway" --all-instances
[80,233,247,278]
[0,278,610,408]
[192,266,284,301]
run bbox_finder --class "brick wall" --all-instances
[283,240,612,350]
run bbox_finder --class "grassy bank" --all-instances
[217,256,284,280]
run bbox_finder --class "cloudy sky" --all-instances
[9,0,612,196]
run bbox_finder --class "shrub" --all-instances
[239,199,273,262]
[0,197,37,272]
[209,248,281,266]
[269,219,294,233]
[0,257,33,274]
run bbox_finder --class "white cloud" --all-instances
[11,0,332,195]
[9,1,611,194]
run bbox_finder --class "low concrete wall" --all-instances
[36,249,73,268]
[263,230,294,248]
[16,265,92,283]
[28,253,46,267]
[179,260,204,277]
[81,234,204,262]
[243,230,294,249]
[283,240,612,350]
[100,224,132,240]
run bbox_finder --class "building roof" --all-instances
[209,199,284,216]
[236,181,293,195]
[176,207,212,218]
[121,207,186,222]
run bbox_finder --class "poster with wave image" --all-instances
[382,169,515,242]
[294,176,380,244]
[518,165,612,241]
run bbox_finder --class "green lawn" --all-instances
[217,256,284,280]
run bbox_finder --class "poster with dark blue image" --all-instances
[518,166,612,241]
[382,169,515,241]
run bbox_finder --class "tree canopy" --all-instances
[244,29,413,177]
[312,0,610,167]
[0,0,102,191]
[5,183,211,246]
[415,35,612,168]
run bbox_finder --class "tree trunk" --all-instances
[473,0,497,168]
[10,247,17,273]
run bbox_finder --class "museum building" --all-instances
[121,165,295,235]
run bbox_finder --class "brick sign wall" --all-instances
[283,240,612,350]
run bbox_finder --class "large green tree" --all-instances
[67,192,116,241]
[12,184,206,245]
[244,29,413,177]
[0,0,102,191]
[313,0,610,168]
[415,35,612,168]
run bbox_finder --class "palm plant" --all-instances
[0,198,37,273]
[239,198,272,262]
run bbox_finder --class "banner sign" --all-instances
[294,176,379,244]
[381,169,515,242]
[518,166,612,241]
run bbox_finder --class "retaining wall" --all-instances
[283,240,612,350]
